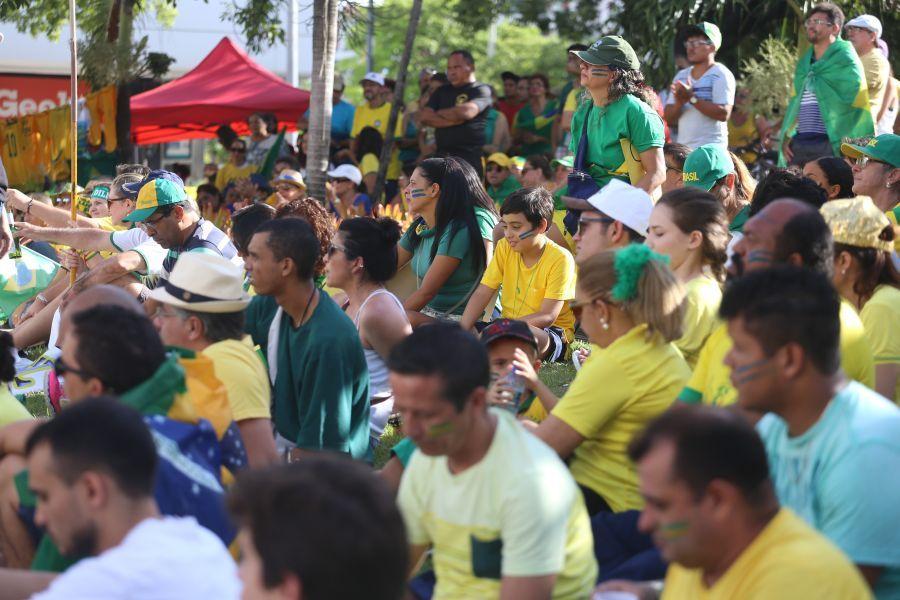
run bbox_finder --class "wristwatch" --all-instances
[689,95,698,105]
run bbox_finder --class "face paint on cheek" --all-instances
[732,357,775,385]
[746,250,774,266]
[410,189,428,199]
[427,421,455,438]
[517,229,535,240]
[590,68,609,78]
[658,520,690,540]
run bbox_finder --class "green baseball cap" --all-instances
[571,36,640,70]
[123,178,186,223]
[683,144,734,191]
[841,134,900,168]
[551,155,575,169]
[89,184,110,201]
[685,22,722,51]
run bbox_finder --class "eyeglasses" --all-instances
[569,297,597,321]
[327,243,347,257]
[804,18,833,27]
[666,164,683,173]
[139,211,169,233]
[685,40,713,48]
[577,216,614,234]
[153,307,182,320]
[230,147,246,153]
[54,357,93,380]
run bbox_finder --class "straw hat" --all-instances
[149,253,250,313]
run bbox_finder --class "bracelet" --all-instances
[36,293,48,304]
[26,198,33,215]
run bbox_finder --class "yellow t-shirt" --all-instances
[887,208,900,254]
[552,325,691,512]
[88,216,127,261]
[662,509,872,600]
[564,89,579,113]
[680,301,876,405]
[0,386,32,427]
[861,49,891,118]
[481,238,577,341]
[359,152,379,176]
[215,162,256,190]
[201,337,271,422]
[676,275,722,369]
[398,409,597,599]
[351,102,403,180]
[860,285,900,402]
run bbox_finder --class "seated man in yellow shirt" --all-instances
[461,187,576,362]
[595,405,871,600]
[148,252,278,468]
[679,199,874,406]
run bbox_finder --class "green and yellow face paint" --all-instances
[657,520,690,540]
[409,188,429,200]
[427,421,455,438]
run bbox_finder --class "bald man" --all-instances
[55,285,142,349]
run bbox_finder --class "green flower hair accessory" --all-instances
[611,244,670,302]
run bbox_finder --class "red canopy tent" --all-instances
[130,37,310,145]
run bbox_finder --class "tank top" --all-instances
[353,288,406,398]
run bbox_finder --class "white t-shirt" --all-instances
[109,228,167,277]
[31,517,240,600]
[667,63,736,149]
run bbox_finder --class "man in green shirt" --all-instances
[243,218,370,460]
[485,152,522,208]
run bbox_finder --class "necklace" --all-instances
[296,286,317,328]
[513,247,544,317]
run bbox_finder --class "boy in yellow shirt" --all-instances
[595,405,871,600]
[461,187,576,362]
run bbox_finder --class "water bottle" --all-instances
[499,366,527,414]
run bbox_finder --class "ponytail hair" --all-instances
[578,246,686,343]
[657,188,730,283]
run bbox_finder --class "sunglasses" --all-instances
[327,243,347,257]
[54,357,93,380]
[855,156,887,169]
[568,298,597,321]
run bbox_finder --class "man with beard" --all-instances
[678,199,874,406]
[779,2,874,167]
[0,398,239,598]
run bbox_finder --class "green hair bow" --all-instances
[611,245,670,302]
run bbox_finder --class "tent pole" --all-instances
[68,0,79,286]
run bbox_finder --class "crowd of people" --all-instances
[0,2,896,598]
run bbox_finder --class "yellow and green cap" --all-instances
[685,22,722,51]
[123,178,186,223]
[683,144,734,191]
[841,134,900,168]
[551,155,575,169]
[571,36,640,70]
[486,152,513,168]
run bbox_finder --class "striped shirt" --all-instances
[160,218,241,282]
[797,84,828,136]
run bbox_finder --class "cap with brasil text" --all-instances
[683,144,734,191]
[123,178,186,223]
[841,134,900,168]
[684,22,722,51]
[570,36,640,70]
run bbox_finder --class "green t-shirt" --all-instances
[730,204,751,233]
[514,99,559,156]
[244,293,371,459]
[399,209,497,316]
[568,94,665,189]
[487,175,521,209]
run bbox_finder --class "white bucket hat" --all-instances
[149,253,250,313]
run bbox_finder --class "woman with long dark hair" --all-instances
[822,196,900,401]
[803,157,855,200]
[397,157,498,325]
[569,37,666,194]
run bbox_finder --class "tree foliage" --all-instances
[340,0,577,106]
[740,37,796,122]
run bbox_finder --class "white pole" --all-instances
[288,0,299,87]
[68,0,79,285]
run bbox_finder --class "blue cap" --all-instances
[121,169,185,199]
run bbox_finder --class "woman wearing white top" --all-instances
[325,217,413,441]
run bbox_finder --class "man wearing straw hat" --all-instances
[149,253,278,467]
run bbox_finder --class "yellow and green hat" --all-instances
[551,155,575,169]
[124,178,186,223]
[683,144,734,191]
[841,134,900,168]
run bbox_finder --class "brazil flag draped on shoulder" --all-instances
[17,352,245,572]
[778,39,874,166]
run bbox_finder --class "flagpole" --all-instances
[68,0,78,285]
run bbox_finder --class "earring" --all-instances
[841,268,847,276]
[600,319,610,330]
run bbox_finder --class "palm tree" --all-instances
[307,0,341,202]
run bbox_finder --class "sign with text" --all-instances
[0,74,90,118]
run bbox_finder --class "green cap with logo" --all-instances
[123,178,187,223]
[685,22,722,51]
[682,144,735,191]
[841,134,900,168]
[571,36,640,70]
[89,185,110,201]
[551,155,575,169]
